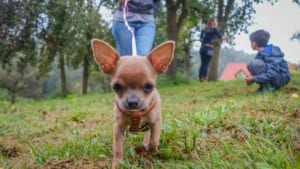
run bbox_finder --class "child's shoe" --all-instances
[257,84,276,93]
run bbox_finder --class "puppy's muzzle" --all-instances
[127,97,139,109]
[123,95,144,111]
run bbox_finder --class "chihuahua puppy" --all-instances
[91,39,175,169]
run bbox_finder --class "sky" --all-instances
[233,1,300,64]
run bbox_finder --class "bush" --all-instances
[157,73,191,86]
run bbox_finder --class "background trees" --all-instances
[1,0,111,101]
[0,0,43,71]
[0,0,299,102]
[39,0,112,96]
[0,61,41,103]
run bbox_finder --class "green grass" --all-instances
[0,72,300,169]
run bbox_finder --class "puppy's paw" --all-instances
[134,145,148,156]
[148,143,158,152]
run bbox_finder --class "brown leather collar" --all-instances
[115,99,156,133]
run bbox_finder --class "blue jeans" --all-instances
[112,21,156,56]
[199,46,212,78]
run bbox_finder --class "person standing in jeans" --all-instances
[199,17,226,82]
[112,0,161,56]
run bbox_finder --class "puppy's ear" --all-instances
[91,39,120,74]
[147,41,175,74]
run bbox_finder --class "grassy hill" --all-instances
[0,72,299,169]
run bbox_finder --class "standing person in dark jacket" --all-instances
[199,17,227,82]
[112,0,161,56]
[246,29,290,92]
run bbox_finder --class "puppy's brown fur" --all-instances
[91,39,175,169]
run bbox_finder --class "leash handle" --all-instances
[122,0,137,56]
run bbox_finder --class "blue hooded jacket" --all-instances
[254,44,290,88]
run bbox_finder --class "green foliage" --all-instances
[0,1,43,70]
[0,89,9,101]
[157,73,191,86]
[1,0,113,97]
[0,100,11,114]
[28,131,112,163]
[291,31,300,42]
[0,62,43,103]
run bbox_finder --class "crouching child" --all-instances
[245,29,290,92]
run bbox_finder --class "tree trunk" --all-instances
[9,81,18,104]
[166,4,178,78]
[59,54,68,97]
[207,0,234,81]
[10,91,16,104]
[165,0,188,78]
[207,44,221,81]
[183,31,195,77]
[82,54,89,95]
[183,43,191,76]
[10,89,16,104]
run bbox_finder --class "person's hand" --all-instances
[245,75,254,85]
[205,44,213,48]
[222,35,228,40]
[120,0,125,3]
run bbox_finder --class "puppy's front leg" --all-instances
[148,120,162,152]
[142,130,150,148]
[112,123,125,169]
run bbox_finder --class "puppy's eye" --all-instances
[144,83,154,93]
[112,83,124,92]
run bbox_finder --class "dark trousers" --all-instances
[199,47,212,78]
[247,59,279,88]
[247,59,267,77]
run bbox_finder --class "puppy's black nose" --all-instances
[127,98,139,109]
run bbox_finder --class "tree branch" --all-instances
[177,0,188,32]
[217,0,224,21]
[224,0,234,24]
[175,0,181,9]
[166,0,175,8]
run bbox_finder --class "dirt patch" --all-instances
[43,158,109,169]
[0,139,25,158]
[224,125,249,142]
[290,109,300,119]
[39,110,64,122]
[246,110,267,119]
[294,140,300,151]
[283,86,299,93]
[0,144,19,157]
